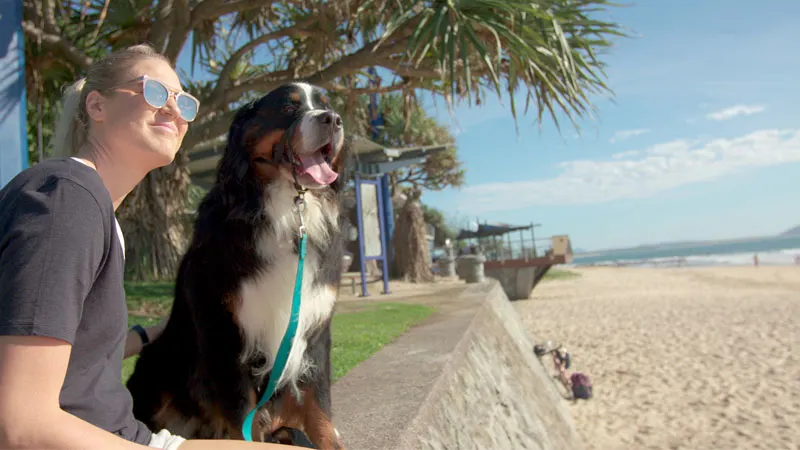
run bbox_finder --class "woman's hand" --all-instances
[124,318,168,359]
[147,318,168,342]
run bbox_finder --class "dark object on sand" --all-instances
[570,372,593,400]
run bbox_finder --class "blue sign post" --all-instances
[365,69,396,253]
[353,173,391,296]
[352,67,394,296]
[367,70,395,267]
[0,0,28,188]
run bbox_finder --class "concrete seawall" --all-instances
[332,280,582,450]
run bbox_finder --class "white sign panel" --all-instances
[360,183,383,258]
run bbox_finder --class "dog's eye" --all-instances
[282,105,297,114]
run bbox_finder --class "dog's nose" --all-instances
[319,111,343,130]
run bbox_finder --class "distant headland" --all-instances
[780,225,800,237]
[575,225,800,257]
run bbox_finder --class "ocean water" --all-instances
[572,235,800,267]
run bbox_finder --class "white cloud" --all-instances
[609,128,650,143]
[459,129,800,213]
[705,104,765,121]
[611,150,639,159]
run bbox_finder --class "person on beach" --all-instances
[0,44,297,450]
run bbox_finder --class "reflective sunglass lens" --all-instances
[143,78,199,121]
[143,79,169,108]
[176,95,199,122]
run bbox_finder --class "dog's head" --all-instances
[219,82,347,192]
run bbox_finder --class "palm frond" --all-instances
[380,0,627,131]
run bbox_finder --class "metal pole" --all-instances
[0,0,29,188]
[354,173,369,297]
[375,179,391,294]
[380,173,394,264]
[368,68,395,269]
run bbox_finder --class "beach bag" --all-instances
[570,372,592,400]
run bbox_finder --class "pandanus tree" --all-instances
[368,93,464,281]
[22,0,624,280]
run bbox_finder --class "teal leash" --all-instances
[241,194,308,441]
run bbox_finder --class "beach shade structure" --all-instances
[456,221,573,300]
[455,222,533,241]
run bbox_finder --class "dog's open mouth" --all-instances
[294,142,337,186]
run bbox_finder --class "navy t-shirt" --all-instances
[0,157,151,444]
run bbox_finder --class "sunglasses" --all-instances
[114,75,200,122]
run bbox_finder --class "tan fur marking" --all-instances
[223,292,240,316]
[250,127,306,182]
[252,130,285,181]
[330,135,346,175]
[151,392,177,426]
[267,388,344,449]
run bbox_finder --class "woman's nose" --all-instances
[160,94,181,119]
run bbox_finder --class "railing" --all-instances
[461,236,554,262]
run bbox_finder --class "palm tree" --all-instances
[23,0,626,280]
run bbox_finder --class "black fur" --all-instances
[127,83,349,446]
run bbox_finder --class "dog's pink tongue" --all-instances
[297,153,338,185]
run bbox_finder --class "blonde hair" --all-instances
[52,44,171,157]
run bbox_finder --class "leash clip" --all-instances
[294,194,307,237]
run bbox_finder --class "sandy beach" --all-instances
[514,266,799,450]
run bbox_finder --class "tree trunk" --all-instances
[117,149,191,281]
[392,191,433,283]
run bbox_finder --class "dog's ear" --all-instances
[217,102,258,185]
[215,101,264,220]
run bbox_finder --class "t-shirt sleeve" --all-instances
[0,176,107,345]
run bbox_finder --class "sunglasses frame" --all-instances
[111,75,200,122]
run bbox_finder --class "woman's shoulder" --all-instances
[0,157,112,213]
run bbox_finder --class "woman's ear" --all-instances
[84,91,107,123]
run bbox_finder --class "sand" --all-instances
[514,266,799,450]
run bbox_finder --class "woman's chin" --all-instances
[142,146,179,169]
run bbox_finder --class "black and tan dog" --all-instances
[127,82,349,449]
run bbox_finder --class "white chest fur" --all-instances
[236,183,339,393]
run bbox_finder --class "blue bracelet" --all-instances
[131,324,150,346]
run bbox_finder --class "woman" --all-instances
[0,44,296,449]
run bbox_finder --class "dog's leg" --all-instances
[267,385,343,450]
[299,384,344,450]
[263,319,343,449]
[196,352,259,440]
[190,300,259,440]
[299,320,345,450]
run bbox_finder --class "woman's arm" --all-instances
[0,336,301,450]
[0,335,149,449]
[124,320,167,359]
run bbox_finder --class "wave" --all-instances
[571,248,800,268]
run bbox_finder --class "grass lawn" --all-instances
[543,268,581,280]
[122,282,434,384]
[329,302,433,381]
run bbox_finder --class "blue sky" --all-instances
[416,0,800,251]
[173,0,800,252]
